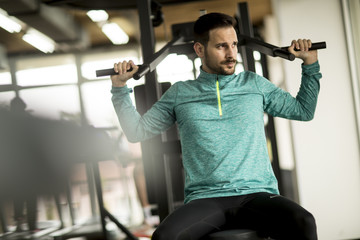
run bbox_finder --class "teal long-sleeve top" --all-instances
[111,61,322,204]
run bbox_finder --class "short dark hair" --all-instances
[193,12,236,46]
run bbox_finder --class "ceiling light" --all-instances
[101,22,129,45]
[0,8,22,33]
[22,28,56,53]
[87,10,109,22]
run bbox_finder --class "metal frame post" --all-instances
[136,0,170,221]
[236,2,256,72]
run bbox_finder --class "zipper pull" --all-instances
[216,78,223,117]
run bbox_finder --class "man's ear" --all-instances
[194,42,205,58]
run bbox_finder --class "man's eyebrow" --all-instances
[215,42,227,47]
[215,41,238,46]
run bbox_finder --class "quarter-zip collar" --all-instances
[197,66,237,88]
[197,66,237,117]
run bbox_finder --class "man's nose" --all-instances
[226,47,237,58]
[226,52,235,61]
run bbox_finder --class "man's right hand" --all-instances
[110,60,139,87]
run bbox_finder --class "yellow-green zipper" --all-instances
[216,78,223,117]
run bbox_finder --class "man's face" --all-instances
[202,27,238,75]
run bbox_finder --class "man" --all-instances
[9,97,38,232]
[110,13,321,240]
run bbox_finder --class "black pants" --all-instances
[152,192,317,240]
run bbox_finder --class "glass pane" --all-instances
[81,81,122,128]
[194,57,201,77]
[81,49,140,80]
[19,85,80,120]
[237,53,243,63]
[16,64,77,86]
[15,54,76,86]
[157,54,195,84]
[0,71,11,85]
[235,63,245,74]
[255,62,263,76]
[0,91,16,109]
[253,51,261,61]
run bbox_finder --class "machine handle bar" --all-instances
[96,42,326,78]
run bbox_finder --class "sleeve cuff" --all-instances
[302,61,320,74]
[111,85,133,94]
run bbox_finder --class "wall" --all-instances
[272,0,360,239]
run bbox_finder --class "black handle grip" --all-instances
[96,68,117,77]
[280,41,327,51]
[274,41,326,61]
[95,65,140,78]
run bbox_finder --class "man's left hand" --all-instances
[288,39,318,65]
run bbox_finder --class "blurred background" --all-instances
[0,0,359,240]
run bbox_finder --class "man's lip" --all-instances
[224,62,236,67]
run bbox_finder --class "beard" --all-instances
[204,50,236,75]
